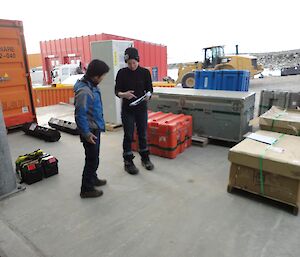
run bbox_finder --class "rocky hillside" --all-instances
[252,49,300,70]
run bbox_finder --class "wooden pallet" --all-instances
[227,185,299,216]
[105,123,122,132]
[192,136,209,147]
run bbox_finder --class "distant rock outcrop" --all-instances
[251,49,300,70]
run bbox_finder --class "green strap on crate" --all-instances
[270,110,300,136]
[258,133,285,195]
[148,140,186,151]
[135,136,192,152]
[271,112,285,131]
[259,147,271,195]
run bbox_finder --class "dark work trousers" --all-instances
[80,129,101,192]
[122,108,148,157]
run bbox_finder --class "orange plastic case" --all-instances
[133,111,192,159]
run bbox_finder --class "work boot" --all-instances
[80,189,103,198]
[140,150,154,171]
[94,178,107,187]
[142,159,154,170]
[124,154,139,175]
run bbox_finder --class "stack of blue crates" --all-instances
[194,70,250,91]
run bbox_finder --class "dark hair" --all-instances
[124,47,139,63]
[86,59,109,77]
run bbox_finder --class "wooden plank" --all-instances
[105,123,122,132]
[228,185,299,215]
[228,163,300,215]
[192,136,209,147]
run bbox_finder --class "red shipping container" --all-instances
[132,111,193,159]
[40,33,167,84]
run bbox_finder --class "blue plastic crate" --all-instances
[214,70,223,90]
[194,70,249,91]
[194,70,201,89]
[194,70,216,89]
[215,70,250,91]
[238,70,250,91]
[221,70,240,91]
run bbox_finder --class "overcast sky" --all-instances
[3,0,300,63]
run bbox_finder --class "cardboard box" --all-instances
[228,130,300,213]
[228,130,300,180]
[259,106,300,136]
[228,163,300,205]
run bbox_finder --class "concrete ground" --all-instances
[1,76,300,257]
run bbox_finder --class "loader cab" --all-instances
[203,46,225,69]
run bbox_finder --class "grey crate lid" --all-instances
[153,88,255,100]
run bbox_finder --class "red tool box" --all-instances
[132,111,192,159]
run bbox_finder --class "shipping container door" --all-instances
[0,22,36,128]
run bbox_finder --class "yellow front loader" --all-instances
[176,45,263,88]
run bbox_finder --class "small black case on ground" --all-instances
[22,123,61,142]
[19,160,44,185]
[40,154,59,178]
[48,117,80,135]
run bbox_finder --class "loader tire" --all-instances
[182,72,195,88]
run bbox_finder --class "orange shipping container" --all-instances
[27,53,42,69]
[32,87,74,107]
[0,19,36,128]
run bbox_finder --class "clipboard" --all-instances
[129,92,152,106]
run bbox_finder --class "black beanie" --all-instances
[124,47,139,63]
[86,59,110,77]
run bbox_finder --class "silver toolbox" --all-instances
[149,88,256,142]
[259,90,300,116]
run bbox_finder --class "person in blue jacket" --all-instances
[74,59,109,198]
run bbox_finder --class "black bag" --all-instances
[19,160,44,185]
[15,149,44,168]
[40,154,59,178]
[48,118,80,135]
[16,150,59,184]
[22,123,61,142]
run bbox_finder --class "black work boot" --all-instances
[94,178,107,187]
[124,154,139,175]
[140,151,154,171]
[80,188,103,198]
